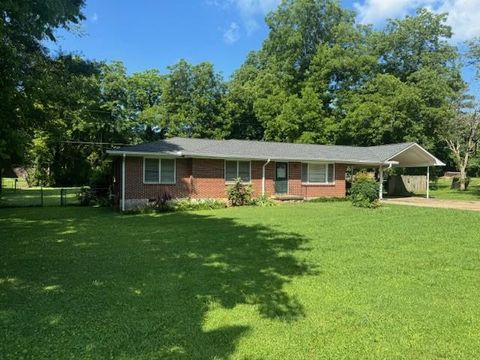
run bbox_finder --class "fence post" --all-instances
[40,187,44,207]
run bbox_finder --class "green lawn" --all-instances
[1,177,29,190]
[1,203,480,359]
[427,177,480,201]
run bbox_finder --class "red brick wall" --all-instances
[124,157,193,200]
[251,160,275,197]
[191,159,226,198]
[114,156,347,204]
[300,163,347,198]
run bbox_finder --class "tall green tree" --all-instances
[262,0,355,88]
[226,52,264,140]
[467,38,480,78]
[28,55,105,186]
[161,59,228,139]
[344,9,465,148]
[127,70,165,141]
[0,0,85,181]
[233,0,360,143]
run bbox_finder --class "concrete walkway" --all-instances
[382,197,480,212]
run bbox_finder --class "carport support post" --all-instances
[379,165,384,200]
[426,166,430,199]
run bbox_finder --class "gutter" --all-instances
[106,150,384,166]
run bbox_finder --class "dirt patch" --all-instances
[382,197,480,212]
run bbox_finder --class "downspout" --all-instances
[262,159,271,196]
[379,165,384,200]
[384,161,396,170]
[121,153,126,212]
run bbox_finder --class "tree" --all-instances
[27,55,106,186]
[262,0,355,88]
[0,0,85,183]
[377,9,457,80]
[230,2,464,148]
[466,38,480,79]
[127,70,165,141]
[341,74,424,145]
[160,59,228,139]
[443,111,480,190]
[226,52,264,140]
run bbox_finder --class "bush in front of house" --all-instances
[250,195,277,207]
[349,171,380,208]
[170,198,227,211]
[227,177,253,206]
[150,192,173,211]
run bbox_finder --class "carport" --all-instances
[375,143,445,199]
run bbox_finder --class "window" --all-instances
[143,158,176,184]
[301,163,335,184]
[225,160,251,182]
[160,159,175,183]
[144,159,159,183]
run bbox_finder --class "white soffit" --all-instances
[388,144,445,167]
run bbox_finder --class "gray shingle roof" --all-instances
[108,137,420,165]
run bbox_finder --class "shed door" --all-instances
[275,162,288,194]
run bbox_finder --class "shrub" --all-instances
[77,187,94,206]
[251,195,277,207]
[150,192,173,211]
[170,198,226,211]
[353,170,375,183]
[349,177,379,208]
[227,178,253,206]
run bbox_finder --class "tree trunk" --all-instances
[459,169,467,191]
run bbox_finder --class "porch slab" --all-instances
[382,197,480,212]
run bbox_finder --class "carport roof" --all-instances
[107,137,445,167]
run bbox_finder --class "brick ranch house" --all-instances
[107,137,444,210]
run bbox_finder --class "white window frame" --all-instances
[143,157,177,185]
[224,160,252,184]
[302,162,335,185]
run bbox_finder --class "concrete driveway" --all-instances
[382,197,480,212]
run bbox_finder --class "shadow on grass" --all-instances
[0,208,312,359]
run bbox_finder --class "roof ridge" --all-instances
[224,138,373,149]
[367,142,415,148]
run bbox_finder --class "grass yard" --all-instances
[427,177,480,201]
[1,203,480,359]
[1,177,29,190]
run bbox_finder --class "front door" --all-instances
[275,162,288,194]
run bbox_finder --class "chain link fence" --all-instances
[0,179,111,208]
